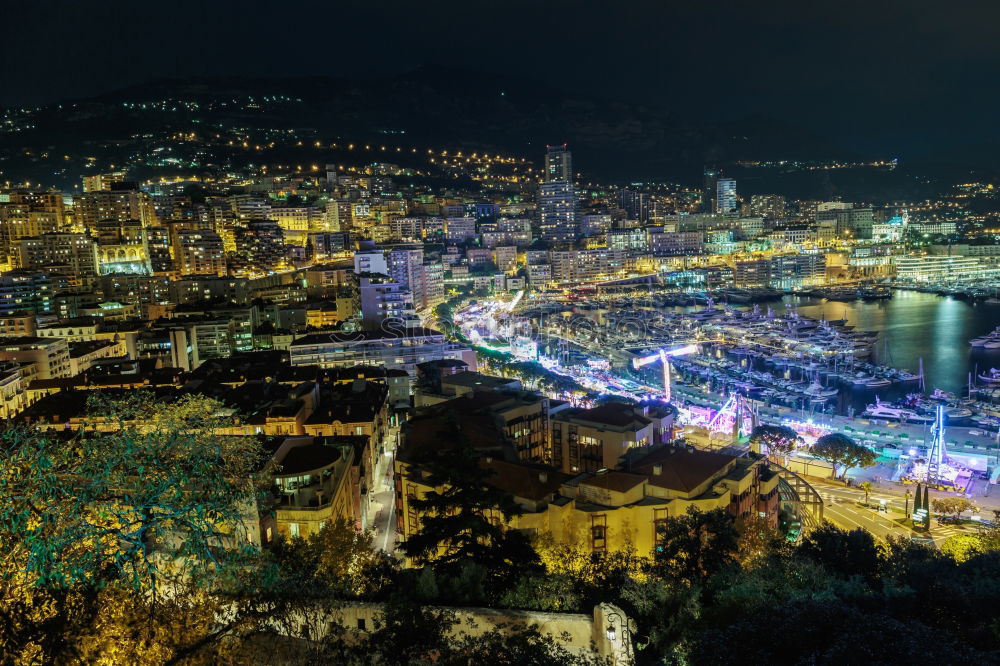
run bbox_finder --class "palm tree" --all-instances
[859,481,873,507]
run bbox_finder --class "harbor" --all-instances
[461,286,1000,492]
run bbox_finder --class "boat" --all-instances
[863,398,935,423]
[803,380,839,398]
[979,368,1000,385]
[969,326,1000,349]
[863,377,892,388]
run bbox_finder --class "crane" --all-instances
[631,344,698,402]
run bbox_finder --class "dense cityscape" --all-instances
[5,3,1000,665]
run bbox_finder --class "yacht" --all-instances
[947,406,974,419]
[979,368,1000,385]
[971,326,1000,347]
[863,399,935,423]
[803,380,839,398]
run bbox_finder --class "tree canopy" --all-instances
[400,422,541,587]
[810,433,878,480]
[0,392,269,591]
[749,424,799,464]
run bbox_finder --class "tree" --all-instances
[527,537,650,611]
[400,422,541,589]
[749,425,799,465]
[859,481,873,506]
[0,393,302,663]
[931,497,978,523]
[797,523,882,583]
[273,519,398,599]
[652,508,739,586]
[810,433,878,481]
[686,599,985,665]
[734,515,786,569]
[0,392,270,591]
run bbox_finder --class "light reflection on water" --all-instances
[772,290,1000,395]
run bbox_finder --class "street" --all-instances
[369,423,399,554]
[809,477,992,546]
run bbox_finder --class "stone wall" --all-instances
[283,601,636,665]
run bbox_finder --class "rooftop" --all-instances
[480,458,569,502]
[579,470,646,494]
[442,370,520,390]
[633,446,736,494]
[291,326,445,346]
[274,442,342,477]
[555,402,652,430]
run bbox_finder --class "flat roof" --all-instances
[291,327,445,345]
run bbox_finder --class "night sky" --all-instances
[3,0,999,156]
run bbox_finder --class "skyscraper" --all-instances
[539,146,577,242]
[716,178,738,215]
[703,167,720,213]
[544,145,572,182]
[538,181,577,242]
[620,189,651,223]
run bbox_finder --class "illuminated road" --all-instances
[809,477,995,546]
[811,479,914,541]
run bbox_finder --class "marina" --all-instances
[461,287,1000,489]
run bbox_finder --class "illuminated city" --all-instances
[3,2,1000,664]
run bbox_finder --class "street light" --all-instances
[905,489,912,519]
[604,608,637,664]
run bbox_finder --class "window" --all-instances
[357,618,367,631]
[288,523,300,538]
[265,526,273,543]
[591,514,607,552]
[355,426,364,435]
[653,509,669,552]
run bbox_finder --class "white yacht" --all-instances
[863,398,935,423]
[804,380,839,398]
[970,326,1000,347]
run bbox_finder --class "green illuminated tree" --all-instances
[0,392,271,591]
[0,393,295,663]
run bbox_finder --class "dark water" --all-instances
[772,290,1000,395]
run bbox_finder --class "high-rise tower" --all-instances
[539,145,577,242]
[716,178,738,215]
[545,144,572,182]
[703,167,720,213]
